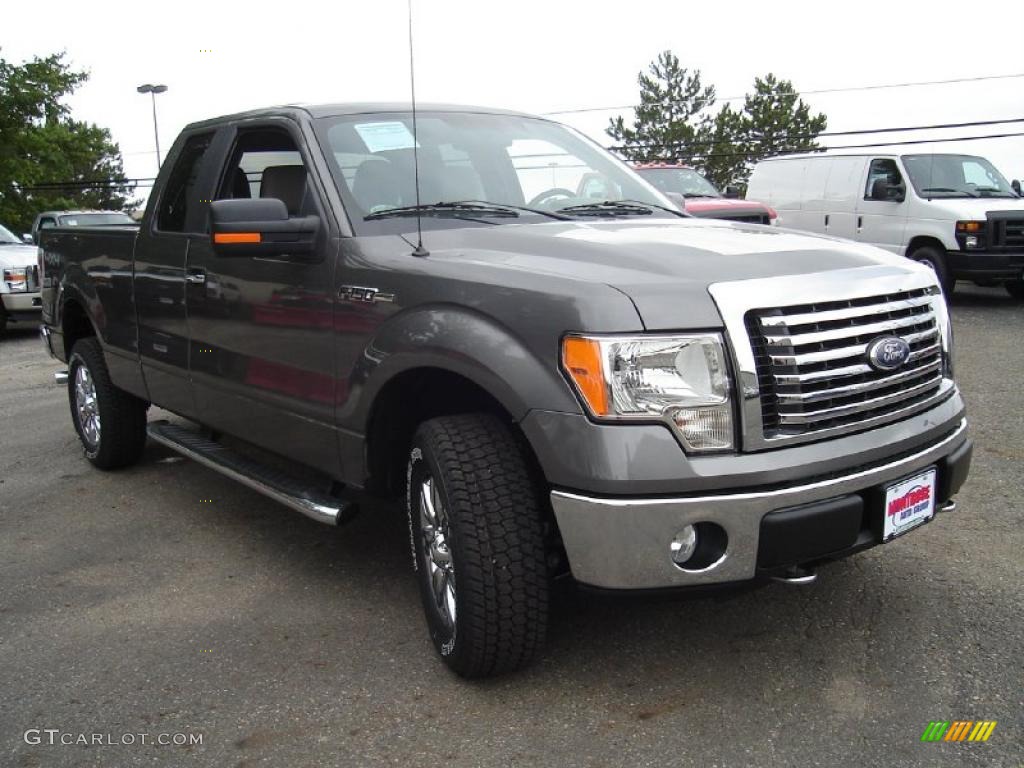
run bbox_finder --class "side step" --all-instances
[147,421,357,526]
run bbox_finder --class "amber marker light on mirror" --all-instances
[562,336,610,416]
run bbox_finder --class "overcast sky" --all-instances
[3,0,1023,200]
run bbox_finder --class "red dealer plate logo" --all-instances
[884,468,937,541]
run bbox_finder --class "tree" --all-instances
[608,53,828,191]
[0,51,135,234]
[607,51,716,164]
[727,73,827,188]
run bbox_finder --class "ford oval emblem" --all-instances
[866,336,911,371]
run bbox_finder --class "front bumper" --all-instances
[551,419,971,590]
[945,249,1024,280]
[1,290,42,320]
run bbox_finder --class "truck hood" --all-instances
[421,218,922,329]
[684,197,770,214]
[915,197,1024,219]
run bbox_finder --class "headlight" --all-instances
[932,290,954,379]
[3,267,29,292]
[955,220,986,250]
[562,333,734,451]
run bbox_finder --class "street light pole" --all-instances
[136,84,168,172]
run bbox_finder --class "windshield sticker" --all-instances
[354,122,418,153]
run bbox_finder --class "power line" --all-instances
[662,131,1024,161]
[609,117,1024,153]
[543,72,1024,116]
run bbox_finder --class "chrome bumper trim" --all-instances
[550,418,967,590]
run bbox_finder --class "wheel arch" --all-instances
[61,295,97,359]
[364,365,551,499]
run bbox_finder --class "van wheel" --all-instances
[406,413,549,678]
[1006,279,1024,300]
[910,246,953,295]
[68,338,149,469]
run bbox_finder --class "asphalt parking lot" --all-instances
[1,285,1021,768]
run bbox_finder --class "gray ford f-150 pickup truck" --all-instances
[39,103,972,677]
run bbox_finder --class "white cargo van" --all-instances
[746,153,1024,297]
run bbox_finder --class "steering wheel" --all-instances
[528,188,576,209]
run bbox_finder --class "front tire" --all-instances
[68,338,149,469]
[407,413,549,678]
[910,245,953,296]
[1005,279,1024,300]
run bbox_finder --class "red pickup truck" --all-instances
[634,163,777,225]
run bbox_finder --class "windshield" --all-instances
[315,111,675,234]
[634,167,721,197]
[902,154,1016,198]
[0,224,20,244]
[57,212,134,226]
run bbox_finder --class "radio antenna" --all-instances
[408,0,429,257]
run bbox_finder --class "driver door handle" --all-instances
[185,268,206,285]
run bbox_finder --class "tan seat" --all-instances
[260,165,307,215]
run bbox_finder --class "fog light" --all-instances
[670,525,698,565]
[965,235,979,248]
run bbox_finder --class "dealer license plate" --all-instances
[883,468,937,541]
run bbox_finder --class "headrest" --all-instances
[260,165,307,215]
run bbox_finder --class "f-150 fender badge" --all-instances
[338,285,395,304]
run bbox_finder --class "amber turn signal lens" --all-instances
[562,337,609,416]
[213,232,261,244]
[956,221,982,232]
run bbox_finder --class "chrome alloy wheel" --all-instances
[419,475,456,629]
[74,365,101,447]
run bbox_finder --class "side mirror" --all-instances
[209,198,318,257]
[1012,179,1021,197]
[22,233,33,244]
[724,185,742,199]
[664,192,687,211]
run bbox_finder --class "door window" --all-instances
[865,159,903,200]
[216,128,312,217]
[156,133,214,233]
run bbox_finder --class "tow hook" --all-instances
[770,567,818,585]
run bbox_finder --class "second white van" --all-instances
[746,152,1024,298]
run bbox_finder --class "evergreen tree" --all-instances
[609,54,827,191]
[607,51,715,163]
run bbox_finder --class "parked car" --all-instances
[746,153,1024,298]
[633,163,777,224]
[38,104,971,677]
[0,223,41,335]
[28,210,135,244]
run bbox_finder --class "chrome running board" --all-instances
[147,421,356,526]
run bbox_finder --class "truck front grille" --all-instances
[745,288,944,440]
[991,217,1024,249]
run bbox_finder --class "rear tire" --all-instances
[68,338,149,469]
[407,413,549,678]
[909,245,953,296]
[1005,279,1024,300]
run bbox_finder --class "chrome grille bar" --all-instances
[762,312,933,347]
[775,359,942,403]
[776,375,943,424]
[757,294,934,328]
